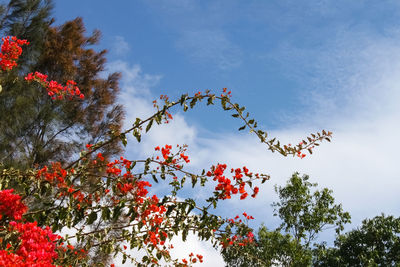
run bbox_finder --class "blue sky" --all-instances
[54,1,400,128]
[54,1,400,265]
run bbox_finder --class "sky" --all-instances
[54,1,400,266]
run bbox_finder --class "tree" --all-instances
[0,4,124,263]
[221,225,311,267]
[272,173,351,247]
[0,32,333,266]
[222,173,350,267]
[313,214,400,267]
[0,0,123,168]
[0,0,53,64]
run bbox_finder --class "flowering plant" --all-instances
[0,37,332,266]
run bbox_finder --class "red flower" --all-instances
[0,189,27,221]
[0,36,29,71]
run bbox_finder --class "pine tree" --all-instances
[0,2,125,264]
[0,0,124,168]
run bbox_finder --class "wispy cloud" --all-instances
[145,0,243,71]
[108,34,400,263]
[189,23,400,234]
[176,30,242,70]
[104,59,228,265]
[111,36,131,56]
[106,60,161,125]
[105,6,400,263]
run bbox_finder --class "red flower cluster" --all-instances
[155,144,190,168]
[105,156,133,178]
[208,164,236,199]
[242,212,254,220]
[2,221,61,266]
[221,87,232,98]
[156,145,172,160]
[181,253,203,265]
[222,213,255,248]
[231,212,255,224]
[0,189,27,221]
[136,194,168,248]
[133,181,152,202]
[0,36,29,71]
[0,188,77,266]
[297,151,306,159]
[207,164,260,200]
[36,163,88,206]
[99,154,171,251]
[223,232,254,247]
[37,162,68,186]
[25,71,84,100]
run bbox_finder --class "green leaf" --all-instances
[134,117,141,126]
[187,203,195,214]
[221,98,227,110]
[166,205,176,216]
[155,113,162,124]
[238,125,246,131]
[133,129,141,142]
[152,174,159,183]
[182,227,188,241]
[146,119,154,132]
[190,98,197,108]
[120,133,127,147]
[130,161,136,170]
[180,94,188,105]
[102,207,111,221]
[207,96,215,105]
[191,174,198,188]
[113,205,123,221]
[87,211,98,225]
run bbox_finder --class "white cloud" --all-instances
[106,60,161,127]
[106,21,400,264]
[113,233,225,267]
[106,60,198,159]
[168,233,225,266]
[111,36,131,56]
[145,1,242,71]
[176,30,242,70]
[186,27,400,235]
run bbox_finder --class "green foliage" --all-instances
[222,226,312,267]
[0,1,124,168]
[222,172,351,267]
[0,0,53,64]
[256,226,312,267]
[272,173,351,247]
[314,214,400,266]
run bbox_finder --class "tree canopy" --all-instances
[0,0,123,168]
[314,214,400,267]
[222,173,350,267]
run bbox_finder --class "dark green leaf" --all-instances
[146,119,154,132]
